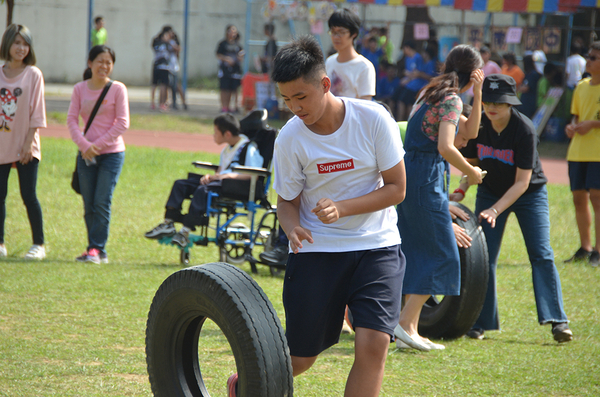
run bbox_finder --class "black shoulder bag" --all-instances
[71,80,113,194]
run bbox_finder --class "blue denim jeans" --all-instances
[0,159,44,245]
[77,152,125,255]
[474,184,568,330]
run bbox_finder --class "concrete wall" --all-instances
[0,0,523,86]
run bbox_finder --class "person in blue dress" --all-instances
[394,45,485,351]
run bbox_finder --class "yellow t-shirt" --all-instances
[568,77,600,162]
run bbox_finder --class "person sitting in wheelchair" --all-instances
[145,113,264,247]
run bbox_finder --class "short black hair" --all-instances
[214,113,240,136]
[264,23,275,36]
[502,52,517,65]
[328,9,361,41]
[271,35,326,85]
[403,40,417,50]
[94,16,104,24]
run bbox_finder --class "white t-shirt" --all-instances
[566,54,586,89]
[218,134,263,174]
[273,98,404,253]
[326,53,376,98]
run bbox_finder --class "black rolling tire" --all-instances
[418,202,490,339]
[146,262,293,396]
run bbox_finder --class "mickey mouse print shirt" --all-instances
[0,65,46,165]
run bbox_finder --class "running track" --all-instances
[41,124,569,185]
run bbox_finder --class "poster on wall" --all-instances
[468,26,484,47]
[543,28,561,54]
[492,27,508,52]
[525,28,542,52]
[439,37,460,62]
[506,27,523,44]
[414,23,430,40]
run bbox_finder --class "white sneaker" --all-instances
[0,245,6,257]
[24,245,45,260]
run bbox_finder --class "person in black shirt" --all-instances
[216,25,244,113]
[452,74,573,343]
[261,22,277,75]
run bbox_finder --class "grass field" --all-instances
[0,136,598,396]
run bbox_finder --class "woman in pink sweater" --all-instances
[67,45,129,264]
[0,24,47,260]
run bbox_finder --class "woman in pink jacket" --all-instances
[0,24,47,260]
[68,45,129,264]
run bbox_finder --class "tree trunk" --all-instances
[6,0,14,27]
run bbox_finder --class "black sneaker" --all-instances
[466,328,485,340]
[171,231,190,248]
[99,252,109,264]
[145,221,176,239]
[564,247,592,263]
[259,245,289,266]
[552,322,573,343]
[589,250,599,267]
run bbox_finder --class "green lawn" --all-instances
[0,137,598,396]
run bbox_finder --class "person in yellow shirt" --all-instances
[565,41,600,266]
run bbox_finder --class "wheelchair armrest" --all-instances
[192,161,219,172]
[230,166,270,203]
[231,165,271,177]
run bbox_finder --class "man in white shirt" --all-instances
[566,45,587,89]
[257,35,406,397]
[324,8,376,100]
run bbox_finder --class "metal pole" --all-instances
[591,9,597,44]
[484,13,492,42]
[87,0,94,54]
[511,13,517,54]
[565,13,574,88]
[461,10,466,44]
[243,0,252,74]
[182,0,189,94]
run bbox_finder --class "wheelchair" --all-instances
[155,109,283,276]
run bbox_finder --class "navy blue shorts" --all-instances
[568,161,600,191]
[219,76,241,91]
[282,245,405,357]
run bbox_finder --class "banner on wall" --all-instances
[543,28,561,54]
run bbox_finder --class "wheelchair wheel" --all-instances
[219,224,250,265]
[269,265,285,277]
[146,263,294,396]
[180,250,190,266]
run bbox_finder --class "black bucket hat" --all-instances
[482,74,522,106]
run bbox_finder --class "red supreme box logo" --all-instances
[317,159,355,174]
